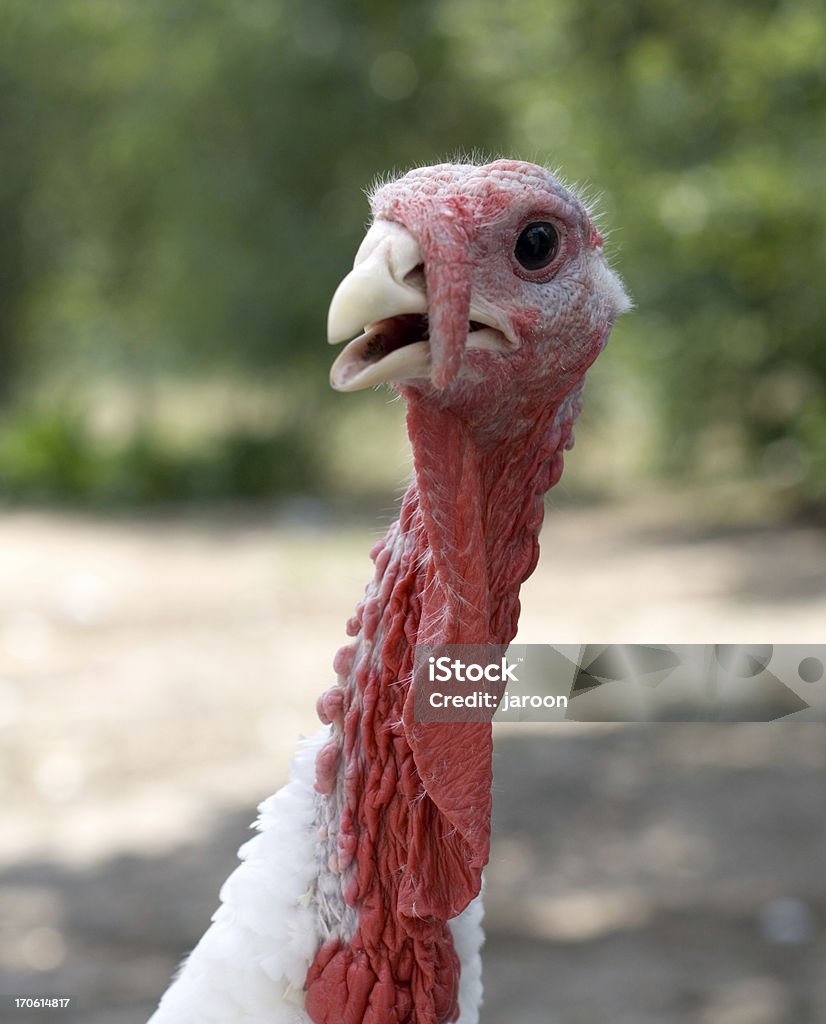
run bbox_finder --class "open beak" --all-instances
[328,220,515,392]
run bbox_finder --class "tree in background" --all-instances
[0,0,501,384]
[0,0,504,500]
[0,0,824,510]
[446,0,826,504]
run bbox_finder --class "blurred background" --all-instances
[1,1,825,1022]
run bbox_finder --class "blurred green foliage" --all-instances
[0,401,319,503]
[0,0,823,509]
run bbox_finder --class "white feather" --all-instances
[449,890,485,1024]
[148,730,330,1024]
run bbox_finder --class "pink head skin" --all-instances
[329,159,630,425]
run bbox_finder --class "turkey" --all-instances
[149,158,630,1024]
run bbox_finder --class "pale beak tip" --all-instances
[326,299,352,346]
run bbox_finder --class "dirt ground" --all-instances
[1,497,825,1024]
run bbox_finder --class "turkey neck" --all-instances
[306,385,581,1024]
[404,383,580,646]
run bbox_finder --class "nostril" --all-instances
[403,264,427,292]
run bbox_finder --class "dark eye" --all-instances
[514,221,559,271]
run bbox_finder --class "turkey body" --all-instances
[149,158,629,1024]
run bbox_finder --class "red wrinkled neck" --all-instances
[405,385,578,646]
[306,387,580,1024]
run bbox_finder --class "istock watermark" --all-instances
[427,654,519,683]
[413,644,826,723]
[413,644,569,722]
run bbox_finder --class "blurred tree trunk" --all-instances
[0,201,25,406]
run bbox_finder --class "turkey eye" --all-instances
[514,221,559,271]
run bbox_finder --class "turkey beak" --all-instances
[327,221,429,392]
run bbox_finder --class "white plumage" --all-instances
[149,729,484,1024]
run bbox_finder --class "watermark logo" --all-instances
[427,654,520,684]
[414,644,569,722]
[413,644,826,723]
